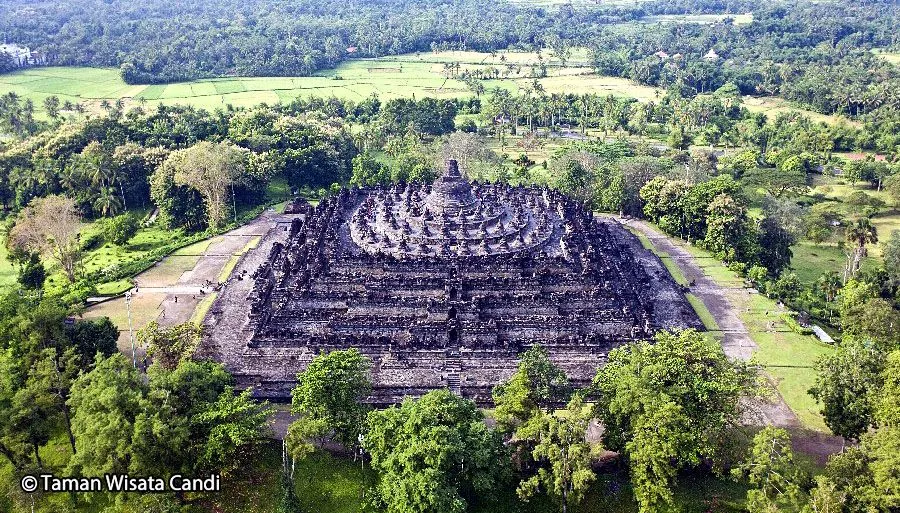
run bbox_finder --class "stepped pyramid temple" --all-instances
[201,160,702,402]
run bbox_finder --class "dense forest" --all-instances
[1,0,898,116]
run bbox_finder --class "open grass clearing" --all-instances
[742,95,856,126]
[872,48,900,65]
[0,51,673,119]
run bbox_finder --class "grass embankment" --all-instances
[628,226,721,332]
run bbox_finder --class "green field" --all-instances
[0,51,663,116]
[872,48,900,65]
[641,13,753,25]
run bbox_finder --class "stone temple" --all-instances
[201,160,702,402]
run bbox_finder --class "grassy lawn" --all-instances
[687,293,720,331]
[741,96,854,126]
[678,244,833,431]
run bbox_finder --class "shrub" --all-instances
[102,213,141,246]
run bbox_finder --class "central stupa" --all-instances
[349,160,556,259]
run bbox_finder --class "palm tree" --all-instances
[93,187,123,217]
[843,218,878,282]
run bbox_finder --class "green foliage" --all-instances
[809,338,886,441]
[349,152,390,187]
[492,344,571,433]
[17,252,46,290]
[758,216,795,277]
[735,427,806,513]
[702,193,759,264]
[150,157,208,232]
[882,230,900,285]
[363,389,510,513]
[192,387,272,475]
[100,213,140,246]
[379,98,457,137]
[67,353,146,476]
[290,348,371,449]
[516,395,596,513]
[593,329,757,511]
[138,321,203,370]
[65,317,119,366]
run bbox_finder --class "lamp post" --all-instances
[125,291,136,369]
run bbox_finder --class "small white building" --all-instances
[0,43,45,67]
[704,49,720,61]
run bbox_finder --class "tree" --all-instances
[166,141,247,229]
[17,252,46,290]
[27,348,82,455]
[882,230,900,285]
[67,354,146,476]
[843,218,877,283]
[735,427,806,513]
[43,95,61,119]
[100,213,140,245]
[192,387,271,476]
[8,195,82,282]
[131,361,271,483]
[363,389,510,513]
[743,159,808,198]
[841,298,900,351]
[885,174,900,207]
[65,317,119,366]
[493,344,571,433]
[138,321,203,370]
[516,395,595,513]
[803,476,846,513]
[703,193,758,263]
[290,348,371,449]
[809,338,886,441]
[593,329,756,511]
[150,155,207,232]
[758,216,795,276]
[349,152,391,187]
[10,369,59,468]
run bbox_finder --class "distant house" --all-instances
[672,53,683,60]
[654,50,670,60]
[346,46,358,54]
[704,49,720,61]
[0,43,45,67]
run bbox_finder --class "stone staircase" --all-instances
[446,351,462,395]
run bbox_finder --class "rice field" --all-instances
[640,13,754,25]
[0,50,664,116]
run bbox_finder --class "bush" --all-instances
[781,313,812,335]
[846,191,885,208]
[727,261,748,276]
[747,265,769,285]
[459,119,478,133]
[102,213,140,245]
